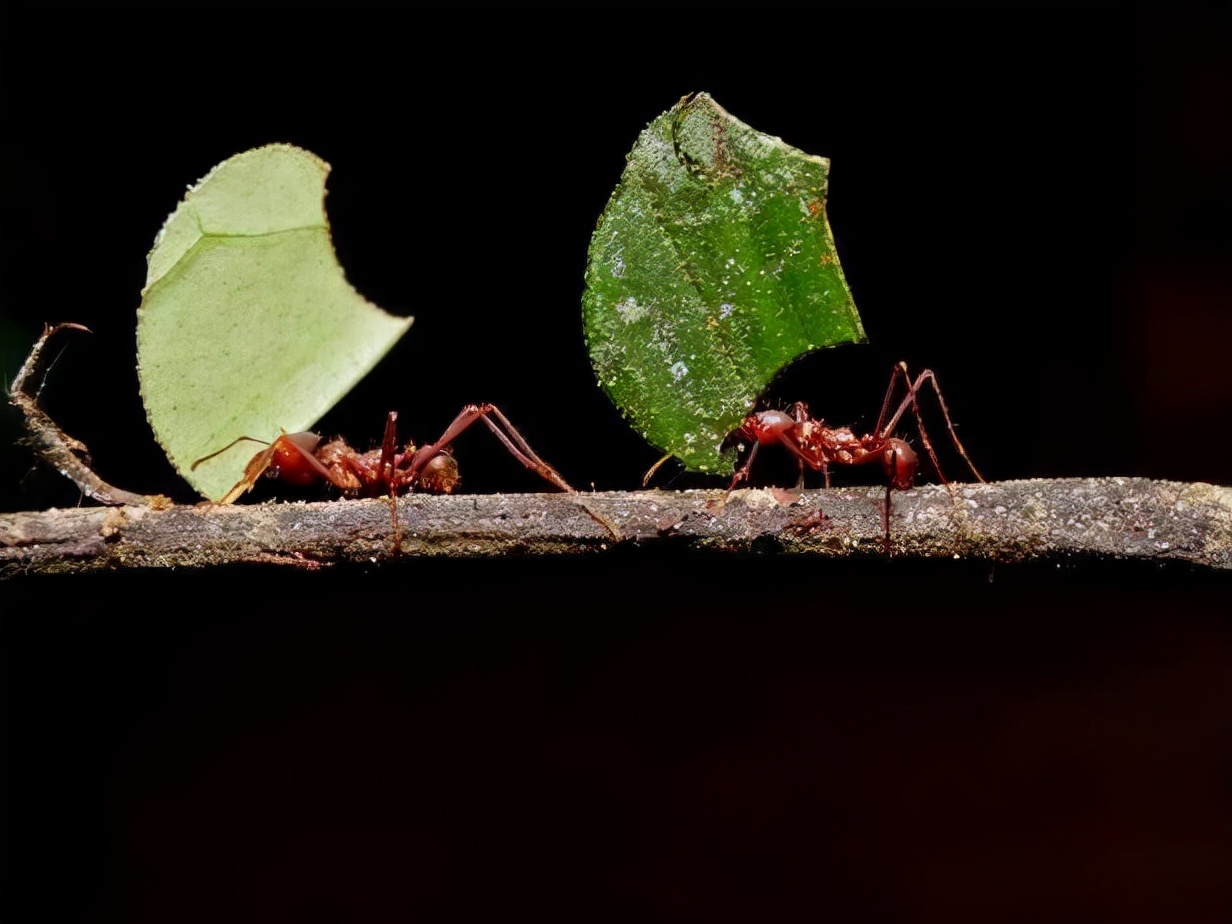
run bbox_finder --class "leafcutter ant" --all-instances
[726,362,985,550]
[195,403,574,505]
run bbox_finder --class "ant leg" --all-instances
[729,442,826,489]
[407,404,574,492]
[784,402,832,487]
[728,442,763,490]
[906,368,985,484]
[215,441,279,503]
[376,411,402,551]
[881,364,949,485]
[477,405,574,492]
[733,432,830,489]
[790,403,808,488]
[873,361,912,436]
[876,363,985,484]
[727,424,825,490]
[772,432,831,487]
[379,411,399,488]
[883,481,893,555]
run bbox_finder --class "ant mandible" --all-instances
[195,403,574,504]
[727,362,985,546]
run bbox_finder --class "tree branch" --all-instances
[2,478,1228,575]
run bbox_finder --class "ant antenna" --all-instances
[191,435,272,471]
[642,452,679,488]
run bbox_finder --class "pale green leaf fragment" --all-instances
[583,93,866,473]
[137,144,413,501]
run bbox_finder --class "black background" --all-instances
[3,3,1230,921]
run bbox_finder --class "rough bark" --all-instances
[2,478,1228,576]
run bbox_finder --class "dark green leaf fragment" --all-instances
[583,92,865,472]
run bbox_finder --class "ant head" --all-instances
[883,438,918,490]
[745,409,796,444]
[270,433,328,487]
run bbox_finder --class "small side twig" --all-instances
[8,323,170,509]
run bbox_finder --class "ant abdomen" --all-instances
[882,438,918,491]
[418,452,460,494]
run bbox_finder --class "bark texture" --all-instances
[2,478,1228,575]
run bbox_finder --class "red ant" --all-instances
[195,403,574,504]
[727,362,985,549]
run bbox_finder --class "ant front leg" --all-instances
[727,441,762,491]
[403,404,575,493]
[727,409,787,491]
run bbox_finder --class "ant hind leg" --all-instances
[876,363,985,485]
[407,404,574,493]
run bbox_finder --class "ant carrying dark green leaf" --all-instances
[726,362,985,550]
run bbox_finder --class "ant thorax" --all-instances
[313,437,372,495]
[813,426,865,466]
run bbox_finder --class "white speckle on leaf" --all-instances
[615,296,648,324]
[719,302,734,319]
[670,361,688,381]
[611,253,626,278]
[730,187,744,205]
